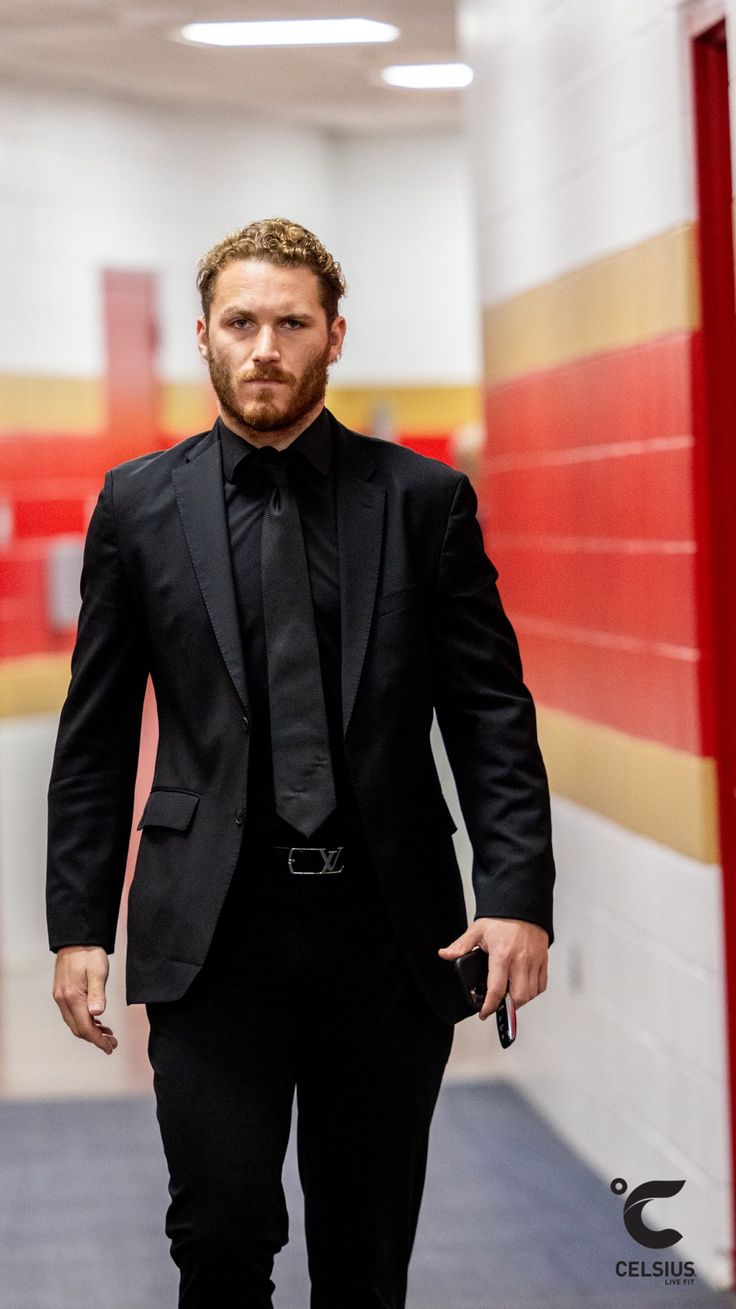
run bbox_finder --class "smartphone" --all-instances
[453,946,517,1048]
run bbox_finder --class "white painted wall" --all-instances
[459,0,697,304]
[331,130,481,383]
[458,0,733,1286]
[0,84,337,382]
[435,731,733,1285]
[0,85,479,389]
[516,797,731,1289]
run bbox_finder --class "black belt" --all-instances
[231,838,387,913]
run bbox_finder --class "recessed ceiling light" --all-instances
[381,63,473,89]
[179,19,400,47]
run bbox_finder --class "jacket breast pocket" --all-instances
[136,788,200,833]
[375,583,419,616]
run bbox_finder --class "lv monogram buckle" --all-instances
[286,845,345,875]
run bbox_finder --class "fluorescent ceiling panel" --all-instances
[179,19,400,47]
[381,63,473,88]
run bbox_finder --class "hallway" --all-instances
[1,1079,729,1309]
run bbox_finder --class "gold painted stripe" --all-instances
[164,381,482,437]
[484,224,700,384]
[0,654,72,718]
[0,376,481,440]
[326,384,481,433]
[0,376,104,434]
[0,375,215,439]
[161,381,216,436]
[537,705,719,864]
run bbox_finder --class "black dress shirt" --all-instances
[217,407,364,851]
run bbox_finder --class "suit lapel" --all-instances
[172,427,249,712]
[333,419,385,736]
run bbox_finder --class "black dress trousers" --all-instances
[145,842,455,1309]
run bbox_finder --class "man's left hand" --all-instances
[437,918,548,1021]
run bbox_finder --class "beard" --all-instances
[206,339,332,435]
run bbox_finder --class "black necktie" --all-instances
[256,447,336,839]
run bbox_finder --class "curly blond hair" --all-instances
[197,217,347,323]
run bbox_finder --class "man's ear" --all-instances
[196,315,209,362]
[328,314,346,364]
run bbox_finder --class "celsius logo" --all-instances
[610,1177,685,1249]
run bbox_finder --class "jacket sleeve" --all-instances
[46,470,150,954]
[429,473,556,943]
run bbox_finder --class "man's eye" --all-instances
[230,318,251,328]
[283,319,304,329]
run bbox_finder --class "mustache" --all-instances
[238,369,293,384]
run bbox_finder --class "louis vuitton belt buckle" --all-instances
[282,845,345,875]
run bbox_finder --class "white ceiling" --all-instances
[1,0,466,131]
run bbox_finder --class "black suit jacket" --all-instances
[46,409,555,1025]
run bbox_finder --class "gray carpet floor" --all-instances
[0,1080,732,1309]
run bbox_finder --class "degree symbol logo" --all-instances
[610,1177,685,1249]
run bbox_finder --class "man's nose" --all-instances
[251,326,280,361]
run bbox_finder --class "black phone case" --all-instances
[452,947,516,1047]
[454,946,489,1011]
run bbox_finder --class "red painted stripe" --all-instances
[0,431,170,482]
[480,441,694,541]
[0,625,76,659]
[493,545,698,650]
[485,331,693,455]
[0,549,47,599]
[399,433,454,464]
[0,434,111,482]
[12,498,89,538]
[0,548,77,659]
[516,626,702,754]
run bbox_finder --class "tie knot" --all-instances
[256,447,290,487]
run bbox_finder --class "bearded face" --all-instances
[206,336,333,435]
[197,260,346,442]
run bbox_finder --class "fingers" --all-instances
[477,947,549,1020]
[437,926,484,957]
[56,990,117,1053]
[74,995,117,1053]
[52,950,118,1055]
[439,922,550,1022]
[479,952,509,1020]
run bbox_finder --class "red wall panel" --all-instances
[481,334,701,755]
[492,545,697,651]
[485,332,692,455]
[517,625,701,754]
[481,440,694,541]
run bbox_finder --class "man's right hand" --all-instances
[52,946,118,1055]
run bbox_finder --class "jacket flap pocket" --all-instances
[136,789,200,832]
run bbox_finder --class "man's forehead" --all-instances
[212,259,320,307]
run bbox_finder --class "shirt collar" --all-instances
[217,406,332,484]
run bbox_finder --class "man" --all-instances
[47,217,555,1308]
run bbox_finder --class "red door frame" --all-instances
[690,6,736,1280]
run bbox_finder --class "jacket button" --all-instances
[242,715,250,732]
[234,807,246,824]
